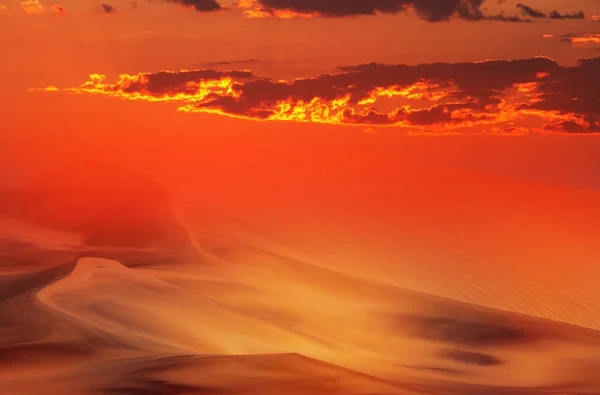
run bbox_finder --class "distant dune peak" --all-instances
[0,159,193,255]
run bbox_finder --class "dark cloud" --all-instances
[200,59,260,67]
[524,57,600,133]
[245,1,589,22]
[201,57,599,132]
[516,3,585,20]
[101,3,116,13]
[549,10,585,20]
[195,57,553,125]
[51,4,67,15]
[243,0,530,22]
[516,3,545,18]
[56,56,600,133]
[164,0,222,12]
[249,0,409,17]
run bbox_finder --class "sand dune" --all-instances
[1,246,600,394]
[1,352,432,395]
[176,162,600,332]
[0,159,193,254]
[3,162,600,394]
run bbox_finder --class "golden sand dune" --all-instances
[2,162,600,394]
[37,257,336,356]
[177,161,600,332]
[1,352,431,395]
[1,247,600,394]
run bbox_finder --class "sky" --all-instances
[3,0,600,338]
[1,0,600,190]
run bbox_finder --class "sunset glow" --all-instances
[43,57,599,133]
[2,1,600,394]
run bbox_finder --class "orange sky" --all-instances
[4,0,600,339]
[2,0,600,188]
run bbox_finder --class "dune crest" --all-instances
[18,253,600,393]
[0,159,192,253]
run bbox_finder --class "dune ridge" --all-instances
[1,250,598,394]
[2,162,600,394]
[0,160,194,256]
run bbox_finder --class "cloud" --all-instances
[531,57,600,133]
[29,85,59,92]
[517,3,585,20]
[50,4,66,15]
[549,10,585,20]
[0,4,8,16]
[238,0,530,22]
[37,56,600,134]
[516,3,545,18]
[101,3,116,13]
[20,0,44,14]
[544,32,600,48]
[200,59,260,67]
[164,0,222,12]
[560,32,600,47]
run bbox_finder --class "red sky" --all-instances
[1,0,600,186]
[3,0,600,332]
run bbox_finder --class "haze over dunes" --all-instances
[0,159,195,266]
[2,161,600,394]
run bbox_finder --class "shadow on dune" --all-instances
[0,261,77,303]
[0,262,78,346]
[395,314,541,346]
[96,353,432,395]
[0,342,94,366]
[438,349,503,367]
[101,381,222,395]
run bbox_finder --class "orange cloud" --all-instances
[560,32,600,47]
[0,4,8,16]
[20,0,44,14]
[36,57,600,134]
[29,85,59,92]
[238,0,318,18]
[544,32,600,48]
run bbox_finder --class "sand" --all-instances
[1,243,600,395]
[2,161,600,394]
